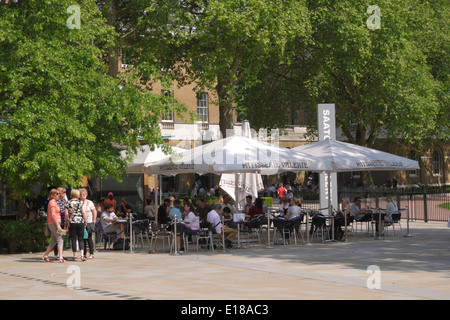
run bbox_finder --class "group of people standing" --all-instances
[42,187,97,263]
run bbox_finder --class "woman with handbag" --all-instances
[80,188,97,259]
[42,189,66,263]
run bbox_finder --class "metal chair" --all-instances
[149,223,172,253]
[309,214,330,243]
[273,217,292,245]
[133,219,150,249]
[384,212,402,237]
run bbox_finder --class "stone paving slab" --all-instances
[0,221,449,303]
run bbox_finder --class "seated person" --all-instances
[242,195,253,214]
[169,199,182,221]
[144,198,156,221]
[222,194,237,213]
[334,198,352,240]
[384,196,398,224]
[222,206,236,229]
[246,198,265,229]
[350,196,365,221]
[100,204,122,239]
[284,198,302,220]
[248,198,264,220]
[207,204,237,248]
[278,197,289,217]
[157,198,170,226]
[196,198,212,228]
[119,198,132,218]
[182,203,200,231]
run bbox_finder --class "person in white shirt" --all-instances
[222,194,237,213]
[80,188,97,259]
[183,203,200,231]
[385,196,398,223]
[207,204,237,248]
[101,204,121,235]
[278,198,290,217]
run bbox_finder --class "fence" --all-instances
[263,187,450,222]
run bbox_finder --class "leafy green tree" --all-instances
[0,0,183,201]
[123,0,311,137]
[239,0,447,147]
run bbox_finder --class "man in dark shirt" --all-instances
[158,198,171,226]
[196,198,211,228]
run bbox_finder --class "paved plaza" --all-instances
[0,221,449,302]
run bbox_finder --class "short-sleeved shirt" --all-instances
[286,205,302,219]
[101,211,117,229]
[68,199,84,224]
[169,207,182,221]
[83,200,96,223]
[184,212,200,230]
[47,199,61,225]
[56,198,68,222]
[207,210,222,234]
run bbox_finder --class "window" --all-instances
[409,150,417,176]
[161,90,173,122]
[432,150,440,175]
[197,92,208,122]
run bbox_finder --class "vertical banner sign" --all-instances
[317,104,338,213]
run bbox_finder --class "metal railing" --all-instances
[260,187,450,222]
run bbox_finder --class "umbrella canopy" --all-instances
[121,145,186,174]
[293,139,419,172]
[144,134,332,175]
[219,121,265,208]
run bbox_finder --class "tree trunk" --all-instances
[106,1,121,78]
[216,77,235,139]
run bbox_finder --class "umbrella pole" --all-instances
[222,215,226,252]
[305,210,311,245]
[326,172,336,242]
[404,204,412,237]
[266,210,273,248]
[377,209,384,240]
[171,219,179,255]
[154,174,158,225]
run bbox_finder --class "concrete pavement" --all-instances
[0,221,449,301]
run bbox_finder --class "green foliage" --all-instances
[238,0,448,147]
[125,0,311,135]
[0,219,49,253]
[0,0,186,198]
[260,197,272,207]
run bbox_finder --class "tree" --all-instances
[239,0,447,148]
[0,0,183,202]
[123,0,311,138]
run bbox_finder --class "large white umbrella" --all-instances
[293,139,420,172]
[145,133,331,251]
[293,139,420,241]
[144,135,332,175]
[121,145,186,174]
[219,121,265,209]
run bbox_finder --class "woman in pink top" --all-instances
[42,189,66,263]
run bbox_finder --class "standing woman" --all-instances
[42,189,66,263]
[80,188,97,259]
[68,189,87,261]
